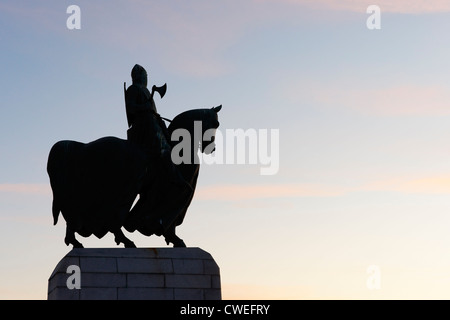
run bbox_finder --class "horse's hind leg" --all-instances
[113,229,136,248]
[164,225,186,248]
[64,225,83,248]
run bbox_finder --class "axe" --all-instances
[150,83,172,123]
[151,83,172,122]
[124,82,168,128]
[151,83,167,100]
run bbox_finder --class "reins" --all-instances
[160,116,172,123]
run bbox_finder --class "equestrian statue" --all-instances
[47,64,222,248]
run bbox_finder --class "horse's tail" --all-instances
[47,140,72,225]
[52,198,60,225]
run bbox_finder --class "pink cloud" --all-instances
[0,184,51,196]
[290,82,450,117]
[196,175,450,202]
[363,175,450,194]
[337,85,450,116]
[222,283,316,299]
[133,1,282,78]
[195,183,348,201]
[265,0,450,13]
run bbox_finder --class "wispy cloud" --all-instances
[337,85,450,116]
[196,183,350,201]
[4,177,449,201]
[364,175,450,194]
[197,175,450,202]
[291,82,450,117]
[0,214,50,226]
[69,1,280,78]
[0,184,51,196]
[222,283,316,299]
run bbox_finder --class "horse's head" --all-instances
[200,105,221,155]
[168,105,222,161]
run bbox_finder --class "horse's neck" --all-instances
[188,124,201,164]
[169,120,202,165]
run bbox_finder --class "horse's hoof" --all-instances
[173,240,186,248]
[125,241,137,248]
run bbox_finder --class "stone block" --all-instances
[48,286,80,300]
[165,274,212,289]
[173,258,204,274]
[174,288,204,300]
[81,273,126,288]
[127,274,165,288]
[212,275,221,289]
[203,259,220,275]
[80,288,117,300]
[117,257,173,273]
[204,289,222,300]
[80,257,117,273]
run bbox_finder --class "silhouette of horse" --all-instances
[47,106,222,248]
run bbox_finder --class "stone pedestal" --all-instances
[48,248,221,300]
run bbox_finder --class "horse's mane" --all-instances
[167,108,218,134]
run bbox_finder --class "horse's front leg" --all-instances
[64,225,83,248]
[163,225,186,248]
[113,228,136,248]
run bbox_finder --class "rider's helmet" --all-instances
[131,64,148,87]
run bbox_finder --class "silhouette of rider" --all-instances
[125,64,170,158]
[124,64,192,236]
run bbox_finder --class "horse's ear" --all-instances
[212,105,222,113]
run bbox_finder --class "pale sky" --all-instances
[2,0,450,299]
